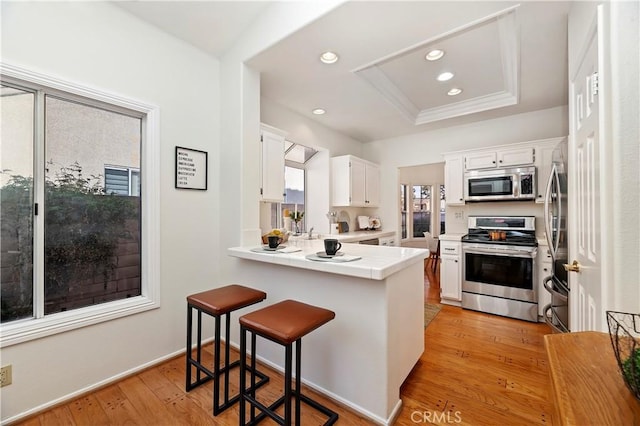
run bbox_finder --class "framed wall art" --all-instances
[175,146,207,190]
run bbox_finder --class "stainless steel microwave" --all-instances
[464,166,536,202]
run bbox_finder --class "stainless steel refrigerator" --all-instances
[543,140,569,332]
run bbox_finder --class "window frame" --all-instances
[400,182,444,242]
[0,63,160,348]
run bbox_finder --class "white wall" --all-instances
[365,105,568,238]
[607,0,639,314]
[0,2,221,421]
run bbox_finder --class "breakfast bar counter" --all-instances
[227,241,428,425]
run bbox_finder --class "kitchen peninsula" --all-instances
[228,241,428,425]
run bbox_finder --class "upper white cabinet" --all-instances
[464,147,534,170]
[464,151,497,170]
[332,155,380,207]
[497,147,535,167]
[260,124,286,203]
[444,155,464,206]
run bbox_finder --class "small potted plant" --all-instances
[289,210,304,235]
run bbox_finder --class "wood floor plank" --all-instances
[68,395,110,425]
[94,384,147,425]
[38,406,76,426]
[117,375,185,425]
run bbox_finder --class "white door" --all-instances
[568,14,603,332]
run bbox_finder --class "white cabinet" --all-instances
[537,242,553,320]
[331,155,380,207]
[439,240,462,304]
[444,155,464,206]
[464,147,535,171]
[260,124,286,202]
[379,236,396,246]
[497,147,535,167]
[464,151,497,170]
[364,162,380,206]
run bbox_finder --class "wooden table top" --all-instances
[545,331,640,425]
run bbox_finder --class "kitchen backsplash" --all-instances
[445,201,544,236]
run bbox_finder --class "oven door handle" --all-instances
[463,247,535,259]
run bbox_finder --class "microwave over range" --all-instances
[464,166,536,202]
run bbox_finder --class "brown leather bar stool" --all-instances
[239,299,338,426]
[186,284,269,415]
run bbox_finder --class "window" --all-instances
[439,184,446,234]
[401,183,446,240]
[0,64,159,347]
[270,141,316,232]
[400,185,408,239]
[105,166,140,196]
[271,165,305,232]
[412,185,431,237]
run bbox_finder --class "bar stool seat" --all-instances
[239,299,338,425]
[186,284,269,415]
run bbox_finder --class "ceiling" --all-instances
[116,1,571,143]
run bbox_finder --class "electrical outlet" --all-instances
[0,365,12,387]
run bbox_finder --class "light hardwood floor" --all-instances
[15,263,553,425]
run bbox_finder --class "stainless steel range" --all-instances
[461,216,538,322]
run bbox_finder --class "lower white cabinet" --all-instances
[439,240,462,304]
[379,236,396,246]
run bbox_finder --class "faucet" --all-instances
[308,227,314,239]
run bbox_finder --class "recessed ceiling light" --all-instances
[320,51,339,64]
[425,49,445,61]
[312,108,326,115]
[447,88,463,96]
[437,72,454,82]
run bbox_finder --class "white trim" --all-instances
[0,62,161,348]
[355,66,419,123]
[353,7,520,126]
[414,91,518,125]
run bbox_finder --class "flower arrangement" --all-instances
[289,210,304,222]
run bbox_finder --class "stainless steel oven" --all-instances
[461,216,538,322]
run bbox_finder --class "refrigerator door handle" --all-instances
[544,163,557,258]
[552,166,562,255]
[543,275,568,302]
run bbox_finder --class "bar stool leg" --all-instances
[186,305,193,390]
[224,312,231,407]
[284,344,292,426]
[295,339,302,426]
[212,312,221,414]
[239,325,247,425]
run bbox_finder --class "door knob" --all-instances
[563,260,581,273]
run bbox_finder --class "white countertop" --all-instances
[228,240,427,280]
[438,233,465,241]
